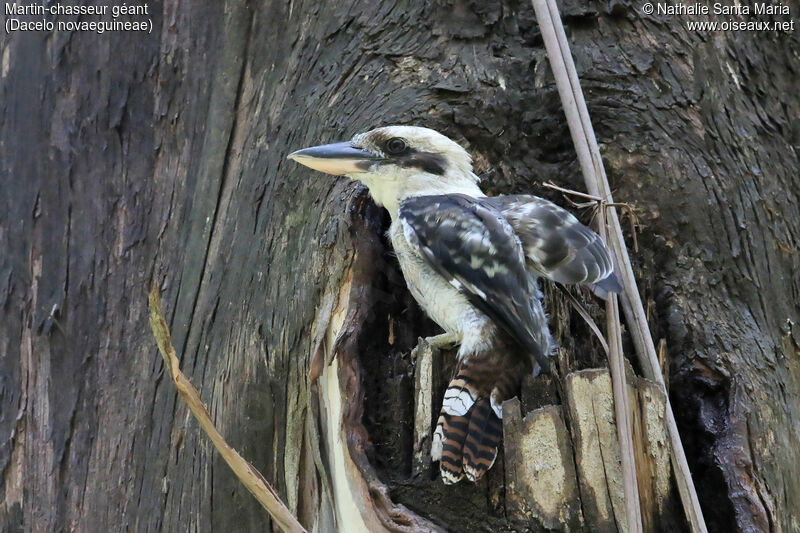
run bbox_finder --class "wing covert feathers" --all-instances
[486,195,620,292]
[399,194,551,370]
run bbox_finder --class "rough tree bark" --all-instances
[1,0,797,532]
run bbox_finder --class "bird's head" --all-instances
[288,126,482,216]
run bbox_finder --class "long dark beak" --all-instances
[287,141,381,176]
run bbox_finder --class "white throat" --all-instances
[356,171,485,219]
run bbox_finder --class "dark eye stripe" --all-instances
[367,132,448,175]
[398,151,447,175]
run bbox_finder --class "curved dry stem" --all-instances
[148,283,307,533]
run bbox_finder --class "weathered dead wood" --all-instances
[315,194,444,533]
[409,338,680,532]
[563,369,627,532]
[503,399,583,531]
[558,368,682,532]
[627,370,680,532]
[412,339,441,476]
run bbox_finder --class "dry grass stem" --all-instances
[531,0,708,529]
[148,284,308,533]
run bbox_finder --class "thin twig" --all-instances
[530,0,707,530]
[532,7,643,530]
[148,284,308,533]
[558,285,610,357]
[542,180,603,201]
[544,181,641,253]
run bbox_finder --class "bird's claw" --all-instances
[424,332,460,350]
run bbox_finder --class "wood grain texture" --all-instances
[628,370,682,532]
[503,399,583,531]
[564,369,627,532]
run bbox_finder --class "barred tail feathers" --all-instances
[432,371,476,484]
[432,360,520,483]
[461,397,503,480]
[432,411,470,484]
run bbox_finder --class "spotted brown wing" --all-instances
[487,195,621,296]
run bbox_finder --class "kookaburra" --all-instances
[289,126,620,484]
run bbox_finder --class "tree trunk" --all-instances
[1,1,797,532]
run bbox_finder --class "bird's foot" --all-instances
[424,332,459,350]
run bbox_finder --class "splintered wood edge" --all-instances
[412,338,440,475]
[322,197,445,533]
[630,374,675,530]
[502,398,584,530]
[500,369,679,531]
[563,369,627,532]
[148,283,308,533]
[562,368,679,532]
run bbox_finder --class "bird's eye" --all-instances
[385,137,407,155]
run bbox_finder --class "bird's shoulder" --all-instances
[398,194,525,265]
